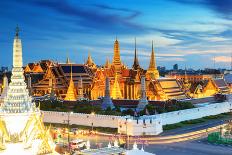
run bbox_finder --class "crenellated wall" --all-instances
[154,101,232,125]
[42,111,121,128]
[42,101,232,136]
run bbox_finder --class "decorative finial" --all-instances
[135,37,137,50]
[70,63,73,80]
[15,25,20,37]
[152,40,154,50]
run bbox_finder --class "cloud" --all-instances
[171,0,232,20]
[159,57,186,62]
[18,0,146,34]
[213,56,230,63]
[93,4,141,20]
[201,36,230,42]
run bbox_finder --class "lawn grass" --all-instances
[163,112,231,131]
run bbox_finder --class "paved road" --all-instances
[145,140,232,155]
[76,135,232,155]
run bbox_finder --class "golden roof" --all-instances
[32,63,44,73]
[24,64,32,72]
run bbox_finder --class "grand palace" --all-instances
[0,38,230,102]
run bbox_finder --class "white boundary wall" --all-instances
[156,101,232,125]
[42,101,232,135]
[42,111,120,128]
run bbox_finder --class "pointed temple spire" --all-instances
[112,38,122,73]
[132,37,140,70]
[77,77,84,100]
[15,25,20,38]
[85,52,96,68]
[66,57,71,64]
[13,26,22,68]
[146,40,159,79]
[149,40,156,69]
[111,73,122,99]
[137,76,148,111]
[2,26,36,113]
[64,64,77,101]
[102,77,115,110]
[105,57,111,68]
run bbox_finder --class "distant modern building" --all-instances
[173,64,178,70]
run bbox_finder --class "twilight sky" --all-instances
[0,0,232,69]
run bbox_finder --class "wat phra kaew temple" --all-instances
[0,37,229,104]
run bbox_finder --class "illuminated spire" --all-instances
[13,26,22,68]
[66,57,71,64]
[111,73,122,99]
[15,25,19,38]
[102,77,114,110]
[2,26,36,113]
[105,57,111,68]
[64,64,77,101]
[146,41,159,79]
[77,77,84,100]
[132,37,140,70]
[85,52,96,68]
[137,76,148,111]
[113,38,122,72]
[149,40,157,70]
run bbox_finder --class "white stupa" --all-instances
[0,27,54,154]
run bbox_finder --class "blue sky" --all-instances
[0,0,232,69]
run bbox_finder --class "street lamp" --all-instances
[64,111,73,153]
[91,112,95,132]
[125,117,129,150]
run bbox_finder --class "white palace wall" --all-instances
[42,101,232,136]
[42,111,120,128]
[155,101,232,125]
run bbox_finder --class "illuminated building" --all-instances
[168,73,230,98]
[22,38,188,101]
[0,27,54,154]
[0,73,8,104]
[29,62,94,99]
